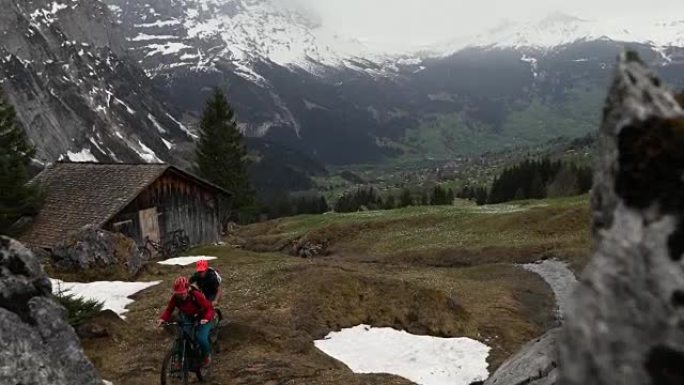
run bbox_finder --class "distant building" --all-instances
[20,162,230,249]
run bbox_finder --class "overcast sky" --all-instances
[288,0,684,49]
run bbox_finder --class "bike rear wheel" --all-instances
[179,235,190,251]
[139,246,151,260]
[161,350,188,385]
[163,241,178,258]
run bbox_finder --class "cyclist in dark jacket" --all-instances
[190,260,221,305]
[157,276,214,367]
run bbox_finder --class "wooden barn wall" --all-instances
[106,171,220,246]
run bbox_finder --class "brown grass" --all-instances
[79,245,555,384]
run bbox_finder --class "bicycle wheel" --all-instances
[160,350,188,385]
[209,323,219,350]
[139,246,151,260]
[180,235,190,251]
[164,241,178,258]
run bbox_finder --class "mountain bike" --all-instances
[209,309,223,353]
[160,321,209,385]
[139,236,178,260]
[169,229,191,252]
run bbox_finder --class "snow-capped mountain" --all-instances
[436,12,684,53]
[99,1,684,164]
[0,0,194,164]
[105,0,406,81]
[3,0,684,169]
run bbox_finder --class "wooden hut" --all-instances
[20,162,231,249]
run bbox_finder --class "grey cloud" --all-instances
[285,0,684,48]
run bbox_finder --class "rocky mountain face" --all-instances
[3,0,684,167]
[0,0,194,164]
[103,0,684,165]
[0,236,103,385]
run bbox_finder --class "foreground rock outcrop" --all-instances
[485,52,684,385]
[0,236,102,385]
[484,328,560,385]
[559,52,684,384]
[52,227,145,276]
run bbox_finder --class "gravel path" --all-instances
[522,260,578,322]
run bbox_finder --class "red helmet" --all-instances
[196,260,209,272]
[173,276,189,294]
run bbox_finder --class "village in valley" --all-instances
[2,1,684,385]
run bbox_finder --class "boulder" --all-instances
[0,236,103,385]
[484,328,560,385]
[291,238,328,258]
[52,226,145,275]
[559,52,684,384]
[76,310,123,339]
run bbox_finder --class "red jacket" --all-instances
[160,289,214,322]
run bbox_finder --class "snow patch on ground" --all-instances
[147,113,167,134]
[161,137,173,149]
[145,42,193,57]
[158,256,217,266]
[130,33,179,42]
[521,54,539,78]
[51,279,161,319]
[66,148,97,162]
[135,19,180,28]
[522,259,577,321]
[165,113,197,138]
[472,204,527,214]
[314,325,490,385]
[114,98,136,114]
[135,140,162,163]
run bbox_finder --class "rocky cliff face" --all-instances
[0,236,103,384]
[102,0,684,165]
[0,0,194,164]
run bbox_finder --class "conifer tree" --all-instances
[0,91,42,235]
[398,188,413,208]
[195,88,255,223]
[383,194,396,210]
[318,196,329,213]
[446,188,455,205]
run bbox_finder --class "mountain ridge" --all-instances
[0,0,194,164]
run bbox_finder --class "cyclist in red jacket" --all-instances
[157,276,215,367]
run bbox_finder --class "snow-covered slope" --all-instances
[437,13,684,54]
[105,0,402,81]
[0,0,194,163]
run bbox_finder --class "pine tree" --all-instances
[446,188,455,205]
[195,88,255,223]
[474,187,488,206]
[383,194,396,210]
[0,92,42,235]
[398,189,413,208]
[420,191,429,206]
[318,196,329,213]
[546,165,580,198]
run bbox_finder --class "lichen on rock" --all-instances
[0,236,103,385]
[559,51,684,384]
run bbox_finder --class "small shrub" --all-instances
[53,291,104,327]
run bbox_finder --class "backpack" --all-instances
[208,267,222,285]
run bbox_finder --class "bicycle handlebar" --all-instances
[162,321,198,327]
